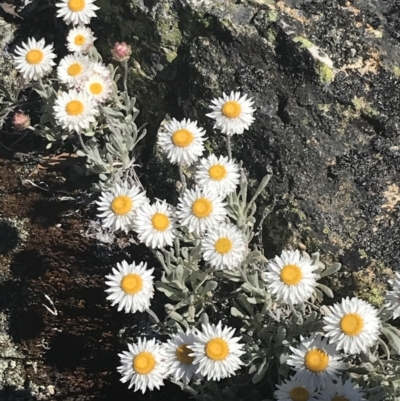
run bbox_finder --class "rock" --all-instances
[93,0,400,298]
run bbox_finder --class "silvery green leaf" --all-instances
[316,283,334,298]
[188,304,196,320]
[46,142,52,149]
[84,131,96,137]
[200,312,209,325]
[252,358,268,384]
[200,280,218,295]
[381,323,400,354]
[169,311,189,328]
[156,281,182,300]
[175,264,184,283]
[320,262,341,277]
[99,174,108,181]
[231,306,246,318]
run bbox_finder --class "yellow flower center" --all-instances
[192,198,212,218]
[172,129,194,147]
[205,338,229,361]
[67,63,82,77]
[331,397,349,401]
[90,82,103,95]
[133,352,156,375]
[222,101,242,118]
[25,49,44,65]
[340,313,364,336]
[280,264,303,285]
[304,349,329,373]
[208,164,227,181]
[65,100,84,116]
[214,238,232,254]
[151,213,170,231]
[121,273,143,295]
[176,344,195,365]
[111,195,132,215]
[289,387,310,401]
[68,0,85,12]
[74,34,86,46]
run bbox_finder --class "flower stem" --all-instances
[178,164,187,194]
[146,308,169,333]
[122,60,128,93]
[226,134,232,160]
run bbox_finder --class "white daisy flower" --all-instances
[201,223,247,270]
[319,378,365,401]
[177,187,227,235]
[96,181,148,232]
[90,61,111,79]
[287,334,345,390]
[195,154,240,197]
[323,297,381,355]
[83,73,112,103]
[206,91,255,135]
[66,25,96,53]
[56,0,100,25]
[263,249,318,305]
[53,88,98,133]
[57,54,90,87]
[190,322,245,381]
[118,338,168,393]
[164,330,197,383]
[133,200,177,249]
[157,118,206,166]
[274,375,319,401]
[105,260,154,313]
[385,272,400,319]
[13,38,56,81]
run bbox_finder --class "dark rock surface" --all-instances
[92,0,400,300]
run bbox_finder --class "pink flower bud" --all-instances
[111,42,132,62]
[12,112,31,131]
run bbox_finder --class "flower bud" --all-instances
[12,112,31,131]
[111,42,132,62]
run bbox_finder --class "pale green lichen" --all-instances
[293,36,313,49]
[356,287,385,307]
[351,96,379,118]
[318,62,335,84]
[393,66,400,78]
[267,10,279,22]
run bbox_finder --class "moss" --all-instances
[293,36,313,49]
[356,287,385,307]
[318,63,335,84]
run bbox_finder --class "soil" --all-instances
[0,135,187,401]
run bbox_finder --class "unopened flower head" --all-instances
[57,54,90,87]
[133,200,177,249]
[287,334,345,390]
[195,154,240,197]
[12,112,31,131]
[84,73,112,103]
[112,42,132,62]
[206,91,255,135]
[319,378,365,401]
[274,375,319,401]
[118,338,168,393]
[56,0,100,25]
[190,321,245,381]
[323,296,381,354]
[385,272,400,319]
[177,187,227,235]
[157,118,206,166]
[105,260,154,313]
[96,181,148,232]
[13,38,56,81]
[264,249,318,304]
[201,223,247,270]
[164,330,197,383]
[66,26,96,53]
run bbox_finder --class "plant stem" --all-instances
[146,308,169,333]
[77,132,90,154]
[122,60,128,93]
[226,134,232,160]
[178,164,187,194]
